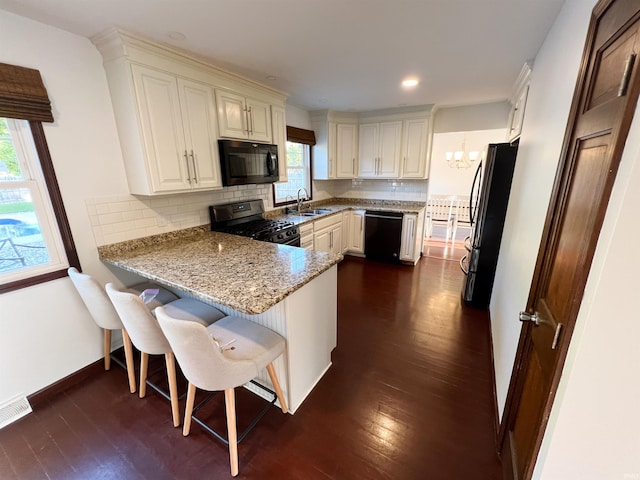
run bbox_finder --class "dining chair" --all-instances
[67,267,178,392]
[426,195,457,241]
[155,306,288,477]
[106,284,226,427]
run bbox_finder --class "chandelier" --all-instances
[445,137,481,169]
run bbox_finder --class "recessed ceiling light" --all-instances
[167,31,186,41]
[402,78,419,88]
[266,75,277,81]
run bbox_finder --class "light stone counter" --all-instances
[98,226,342,315]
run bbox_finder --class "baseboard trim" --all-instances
[486,309,501,449]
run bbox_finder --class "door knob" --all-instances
[519,311,540,326]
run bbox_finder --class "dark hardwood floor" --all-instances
[0,255,502,479]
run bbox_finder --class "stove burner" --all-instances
[209,200,300,246]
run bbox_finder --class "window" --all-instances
[273,126,316,207]
[0,62,79,293]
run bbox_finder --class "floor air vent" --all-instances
[0,395,32,429]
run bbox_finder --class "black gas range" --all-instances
[209,199,300,246]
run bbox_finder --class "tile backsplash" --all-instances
[87,179,427,246]
[87,184,273,246]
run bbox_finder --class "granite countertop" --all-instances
[98,227,342,315]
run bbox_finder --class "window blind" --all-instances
[0,62,54,123]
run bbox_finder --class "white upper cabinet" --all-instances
[271,105,288,182]
[130,64,221,194]
[216,89,272,143]
[93,29,287,195]
[358,121,402,178]
[400,117,429,179]
[335,123,358,178]
[311,111,359,180]
[507,62,532,142]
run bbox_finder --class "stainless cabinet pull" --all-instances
[618,53,636,97]
[189,150,198,183]
[352,158,355,175]
[247,105,253,135]
[184,150,191,184]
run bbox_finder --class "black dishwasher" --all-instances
[364,210,403,263]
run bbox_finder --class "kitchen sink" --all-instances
[298,208,332,216]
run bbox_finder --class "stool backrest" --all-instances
[156,307,251,392]
[106,284,171,355]
[68,267,123,331]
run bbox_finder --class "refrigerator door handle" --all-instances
[460,255,469,275]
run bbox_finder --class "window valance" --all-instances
[286,126,316,146]
[0,62,54,122]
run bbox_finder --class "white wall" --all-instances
[428,129,507,196]
[490,0,593,420]
[0,10,134,403]
[433,101,511,133]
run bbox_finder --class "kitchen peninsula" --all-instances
[98,226,342,413]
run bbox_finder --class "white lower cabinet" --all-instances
[400,210,426,264]
[313,214,343,256]
[299,223,314,250]
[348,209,365,254]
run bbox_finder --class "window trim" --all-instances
[0,121,79,294]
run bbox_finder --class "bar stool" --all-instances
[106,284,226,427]
[67,267,178,393]
[155,306,288,477]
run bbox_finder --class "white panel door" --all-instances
[131,64,189,192]
[216,89,248,139]
[401,118,428,178]
[335,123,357,178]
[378,121,402,177]
[358,123,379,177]
[349,210,365,253]
[400,213,417,261]
[246,98,272,142]
[314,228,332,253]
[178,79,222,190]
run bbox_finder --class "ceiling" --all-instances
[0,0,566,112]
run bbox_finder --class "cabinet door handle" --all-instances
[189,150,198,183]
[352,158,355,175]
[247,105,253,135]
[184,150,192,184]
[403,156,407,174]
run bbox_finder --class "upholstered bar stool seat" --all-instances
[67,267,178,393]
[155,308,288,477]
[106,284,226,428]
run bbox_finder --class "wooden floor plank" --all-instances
[0,255,502,479]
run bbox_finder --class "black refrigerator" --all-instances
[461,142,518,309]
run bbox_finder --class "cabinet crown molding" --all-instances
[510,62,533,104]
[91,27,287,103]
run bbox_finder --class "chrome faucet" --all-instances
[297,187,309,213]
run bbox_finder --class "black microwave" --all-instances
[218,140,280,186]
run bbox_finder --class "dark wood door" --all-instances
[499,1,640,479]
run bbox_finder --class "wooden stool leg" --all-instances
[266,363,288,414]
[224,388,239,477]
[139,352,149,398]
[183,382,196,436]
[122,329,136,394]
[165,352,180,428]
[103,329,112,370]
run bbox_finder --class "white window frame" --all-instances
[273,141,312,206]
[0,118,69,285]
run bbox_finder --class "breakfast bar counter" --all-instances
[98,226,341,315]
[98,226,342,413]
